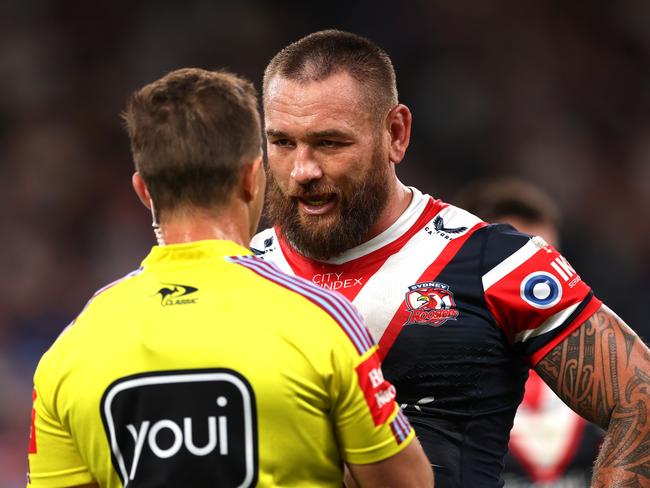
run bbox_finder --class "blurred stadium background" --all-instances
[1,0,649,483]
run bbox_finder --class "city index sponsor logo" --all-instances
[311,272,363,290]
[155,283,199,306]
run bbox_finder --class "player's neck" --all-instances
[363,178,412,242]
[157,205,250,247]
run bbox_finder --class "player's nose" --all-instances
[290,146,323,184]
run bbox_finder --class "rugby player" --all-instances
[26,68,432,487]
[251,30,650,487]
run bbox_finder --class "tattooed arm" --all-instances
[535,305,650,487]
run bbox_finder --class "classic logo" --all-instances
[101,369,258,487]
[405,281,459,326]
[155,283,198,306]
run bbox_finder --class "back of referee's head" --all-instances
[123,68,263,220]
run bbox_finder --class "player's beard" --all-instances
[265,150,391,261]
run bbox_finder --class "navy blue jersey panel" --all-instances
[382,225,529,487]
[480,224,532,276]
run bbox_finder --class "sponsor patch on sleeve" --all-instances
[355,353,397,426]
[483,239,593,344]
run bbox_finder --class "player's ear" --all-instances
[239,154,265,204]
[132,171,152,209]
[386,104,412,165]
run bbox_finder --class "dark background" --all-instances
[1,0,649,482]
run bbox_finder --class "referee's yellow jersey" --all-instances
[27,240,414,487]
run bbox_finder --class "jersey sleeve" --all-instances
[27,358,95,487]
[481,224,602,366]
[327,302,415,465]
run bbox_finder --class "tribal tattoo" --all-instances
[536,306,650,487]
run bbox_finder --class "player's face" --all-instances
[264,72,391,260]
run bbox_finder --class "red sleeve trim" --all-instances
[530,296,603,366]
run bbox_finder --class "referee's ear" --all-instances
[239,155,265,204]
[132,172,152,210]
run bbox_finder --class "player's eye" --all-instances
[318,140,343,148]
[271,139,294,148]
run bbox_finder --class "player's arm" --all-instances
[535,305,650,487]
[345,436,433,487]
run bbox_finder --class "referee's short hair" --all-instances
[123,68,261,217]
[264,30,398,121]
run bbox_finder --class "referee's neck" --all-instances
[158,205,251,247]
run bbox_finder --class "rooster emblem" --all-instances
[405,282,459,326]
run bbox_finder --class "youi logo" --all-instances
[101,369,258,487]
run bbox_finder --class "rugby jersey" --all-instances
[251,187,602,487]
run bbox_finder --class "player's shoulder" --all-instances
[419,199,488,245]
[432,200,486,230]
[480,223,540,271]
[423,198,541,275]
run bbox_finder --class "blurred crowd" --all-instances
[1,0,649,485]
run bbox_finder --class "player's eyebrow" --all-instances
[265,128,352,139]
[265,129,287,138]
[308,129,351,139]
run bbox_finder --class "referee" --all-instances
[26,68,432,487]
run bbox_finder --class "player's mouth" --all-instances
[297,193,337,215]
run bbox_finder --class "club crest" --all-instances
[405,282,459,326]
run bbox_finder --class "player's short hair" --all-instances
[454,178,561,228]
[123,68,261,216]
[263,29,398,120]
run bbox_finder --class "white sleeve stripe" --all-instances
[513,301,581,343]
[482,239,539,291]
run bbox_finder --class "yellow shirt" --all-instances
[27,240,413,487]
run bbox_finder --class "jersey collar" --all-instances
[142,239,252,267]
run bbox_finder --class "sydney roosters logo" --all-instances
[405,282,459,326]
